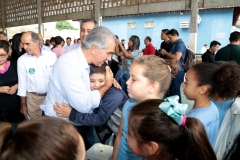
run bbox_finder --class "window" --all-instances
[144,21,154,28]
[216,33,225,39]
[180,22,189,28]
[127,22,136,28]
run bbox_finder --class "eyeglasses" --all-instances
[0,54,7,58]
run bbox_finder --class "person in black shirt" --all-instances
[0,40,25,122]
[157,29,172,57]
[202,40,221,63]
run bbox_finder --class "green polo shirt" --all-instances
[215,44,240,65]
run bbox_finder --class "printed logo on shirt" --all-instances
[29,68,35,74]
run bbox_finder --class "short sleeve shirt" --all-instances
[123,50,142,74]
[143,43,155,55]
[170,38,186,71]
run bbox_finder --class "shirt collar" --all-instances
[26,48,43,57]
[40,48,46,55]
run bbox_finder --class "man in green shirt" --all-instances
[215,31,240,65]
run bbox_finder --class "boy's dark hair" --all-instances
[129,99,216,160]
[66,37,71,41]
[90,62,107,75]
[167,29,179,36]
[162,29,169,34]
[210,40,221,48]
[191,63,220,96]
[121,39,125,42]
[204,44,207,46]
[212,61,240,99]
[229,31,240,42]
[145,36,151,42]
[54,36,64,45]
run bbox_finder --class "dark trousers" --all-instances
[75,125,95,150]
[0,107,25,123]
[169,71,185,103]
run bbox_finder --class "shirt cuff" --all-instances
[69,108,77,122]
[17,89,27,97]
[91,90,101,109]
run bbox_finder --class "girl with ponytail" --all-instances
[112,55,180,160]
[127,98,217,160]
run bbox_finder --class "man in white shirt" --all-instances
[64,37,72,53]
[41,26,115,149]
[65,19,97,53]
[18,31,57,119]
[41,26,115,118]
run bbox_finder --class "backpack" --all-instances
[175,42,195,72]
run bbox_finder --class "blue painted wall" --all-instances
[102,8,233,53]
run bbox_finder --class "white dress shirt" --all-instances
[17,50,57,97]
[40,46,101,120]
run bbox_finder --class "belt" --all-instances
[29,92,47,96]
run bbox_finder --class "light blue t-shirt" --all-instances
[187,102,219,148]
[118,99,145,160]
[210,98,234,127]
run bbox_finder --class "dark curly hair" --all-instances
[191,63,220,96]
[212,62,240,99]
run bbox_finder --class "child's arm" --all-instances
[112,117,123,160]
[54,88,128,126]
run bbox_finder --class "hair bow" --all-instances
[159,95,188,126]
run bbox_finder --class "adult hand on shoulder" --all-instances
[8,84,18,95]
[105,66,114,87]
[113,78,122,89]
[54,102,72,118]
[0,86,10,93]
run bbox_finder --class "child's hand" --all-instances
[54,102,72,118]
